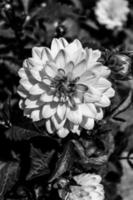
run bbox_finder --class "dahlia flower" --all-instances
[18,38,115,137]
[59,173,104,200]
[95,0,129,30]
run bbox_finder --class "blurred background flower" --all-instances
[95,0,130,30]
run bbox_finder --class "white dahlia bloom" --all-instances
[95,0,129,30]
[18,38,115,137]
[59,173,104,200]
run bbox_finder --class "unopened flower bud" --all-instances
[57,178,69,189]
[109,53,131,79]
[115,54,131,75]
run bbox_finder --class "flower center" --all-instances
[51,69,78,100]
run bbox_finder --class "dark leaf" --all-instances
[72,139,108,169]
[0,161,20,199]
[113,131,128,156]
[0,21,15,39]
[111,90,132,121]
[49,141,74,183]
[0,27,15,39]
[106,160,123,182]
[85,19,99,30]
[0,56,20,75]
[0,96,12,128]
[69,0,83,10]
[31,3,79,21]
[84,155,108,165]
[72,139,86,159]
[19,0,34,14]
[26,145,55,180]
[127,149,133,169]
[5,125,42,141]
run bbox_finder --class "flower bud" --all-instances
[116,54,131,74]
[57,178,69,189]
[109,53,131,79]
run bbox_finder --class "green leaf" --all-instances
[0,161,20,199]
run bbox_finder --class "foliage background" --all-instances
[0,0,133,200]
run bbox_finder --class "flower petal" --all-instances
[51,38,65,58]
[74,173,102,186]
[25,99,39,108]
[30,69,42,81]
[59,38,68,47]
[45,119,54,134]
[70,123,80,135]
[18,68,27,79]
[42,104,56,118]
[28,58,43,71]
[86,48,101,65]
[96,108,103,120]
[44,62,57,78]
[92,65,111,77]
[41,47,53,63]
[31,109,40,121]
[104,87,115,98]
[57,127,69,138]
[56,103,67,120]
[65,39,82,54]
[65,39,83,63]
[79,104,96,118]
[32,47,43,60]
[55,50,66,69]
[64,61,74,76]
[51,115,66,129]
[17,85,29,98]
[95,95,110,107]
[67,107,82,124]
[73,60,87,78]
[19,99,24,109]
[20,79,33,91]
[29,83,44,95]
[81,117,94,130]
[95,77,111,92]
[43,78,52,86]
[77,71,96,86]
[40,93,53,102]
[53,96,59,102]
